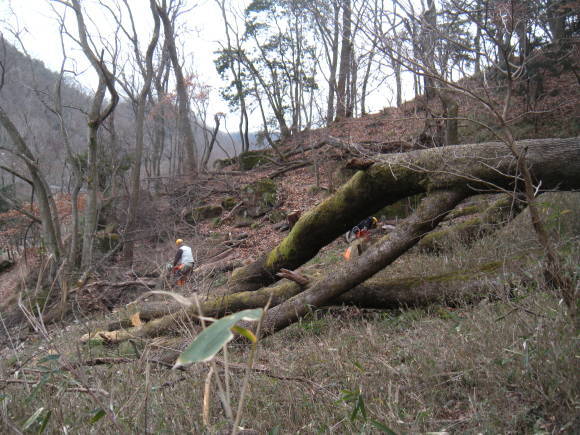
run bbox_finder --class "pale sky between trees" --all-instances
[1,0,406,131]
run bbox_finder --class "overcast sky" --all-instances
[1,0,238,123]
[1,0,408,132]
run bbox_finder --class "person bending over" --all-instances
[173,238,194,285]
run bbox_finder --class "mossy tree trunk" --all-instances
[418,193,526,252]
[228,138,580,293]
[334,258,517,308]
[109,254,522,335]
[256,190,467,335]
[89,190,466,342]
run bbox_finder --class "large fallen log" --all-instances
[334,258,517,308]
[87,278,309,343]
[256,190,467,335]
[87,189,465,342]
[108,254,521,332]
[228,138,580,293]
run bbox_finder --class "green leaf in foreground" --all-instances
[174,308,262,369]
[231,325,257,343]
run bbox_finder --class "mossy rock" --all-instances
[209,232,230,242]
[186,205,223,223]
[233,216,254,228]
[221,196,237,210]
[308,185,324,195]
[239,150,270,170]
[241,178,278,218]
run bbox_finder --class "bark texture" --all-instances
[418,193,525,252]
[228,137,580,293]
[256,190,467,335]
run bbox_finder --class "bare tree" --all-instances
[54,0,120,270]
[215,0,251,153]
[157,0,198,175]
[335,0,352,119]
[103,0,160,265]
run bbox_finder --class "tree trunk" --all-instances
[157,2,198,174]
[418,193,525,252]
[123,1,160,265]
[326,1,341,124]
[439,89,459,145]
[257,190,466,335]
[81,83,105,270]
[334,257,519,308]
[107,255,520,333]
[335,0,351,119]
[227,138,580,293]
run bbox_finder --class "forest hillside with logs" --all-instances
[1,1,579,433]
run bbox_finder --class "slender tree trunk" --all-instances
[157,1,198,174]
[326,1,341,125]
[81,79,106,270]
[123,0,160,265]
[336,0,351,119]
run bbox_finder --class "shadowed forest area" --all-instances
[1,0,579,433]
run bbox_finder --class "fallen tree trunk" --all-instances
[90,189,465,342]
[227,137,580,293]
[334,259,513,308]
[108,255,520,331]
[256,190,467,335]
[417,193,525,252]
[92,278,308,342]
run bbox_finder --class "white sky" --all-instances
[1,0,234,121]
[1,0,409,132]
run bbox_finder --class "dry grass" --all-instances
[1,193,578,434]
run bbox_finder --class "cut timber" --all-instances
[228,138,580,293]
[418,193,526,252]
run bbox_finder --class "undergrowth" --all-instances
[1,193,578,433]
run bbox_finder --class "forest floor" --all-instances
[0,70,579,433]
